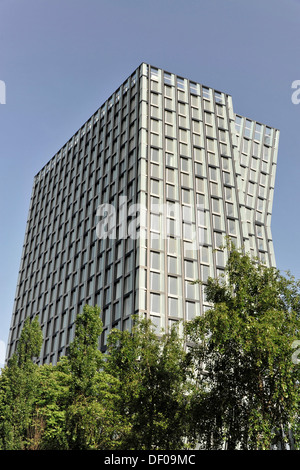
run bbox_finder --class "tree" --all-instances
[185,246,300,450]
[65,305,130,450]
[0,316,43,449]
[29,358,71,450]
[106,317,194,450]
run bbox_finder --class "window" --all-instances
[242,138,249,153]
[151,93,159,106]
[166,168,175,183]
[150,315,161,333]
[201,265,210,282]
[219,129,227,142]
[151,179,160,196]
[124,295,133,316]
[179,129,188,143]
[151,106,159,119]
[192,120,201,134]
[228,219,236,235]
[150,293,160,313]
[254,123,262,141]
[150,251,160,270]
[214,231,224,248]
[212,198,220,214]
[150,147,160,163]
[184,260,195,279]
[168,297,179,316]
[186,301,195,321]
[196,177,204,194]
[178,102,186,115]
[150,163,160,178]
[264,128,272,146]
[206,138,215,152]
[150,213,160,232]
[177,77,185,90]
[185,280,196,299]
[165,137,174,152]
[216,249,225,267]
[225,186,232,201]
[165,110,173,124]
[151,119,159,134]
[166,152,175,167]
[190,81,198,95]
[262,145,270,161]
[168,276,178,296]
[150,271,161,291]
[181,157,189,173]
[115,280,121,299]
[164,72,172,86]
[202,87,211,100]
[210,182,219,197]
[223,171,231,185]
[213,214,222,230]
[244,120,252,138]
[195,162,203,176]
[166,184,175,199]
[168,256,178,275]
[226,202,234,217]
[209,167,218,182]
[182,189,191,204]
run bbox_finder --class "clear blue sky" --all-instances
[1,0,300,366]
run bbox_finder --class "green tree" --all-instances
[106,317,193,450]
[29,358,71,449]
[65,305,130,449]
[186,246,300,450]
[0,316,43,449]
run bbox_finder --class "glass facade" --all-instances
[6,63,279,365]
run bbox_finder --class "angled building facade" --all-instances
[6,63,279,365]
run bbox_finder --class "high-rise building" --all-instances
[6,63,279,365]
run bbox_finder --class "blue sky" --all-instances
[0,0,300,366]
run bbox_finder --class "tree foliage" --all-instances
[64,305,130,450]
[0,306,189,450]
[0,248,299,450]
[185,246,300,449]
[105,317,193,450]
[0,317,43,449]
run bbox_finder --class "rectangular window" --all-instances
[150,251,160,270]
[181,189,191,204]
[242,138,249,153]
[184,260,196,279]
[165,138,174,152]
[164,73,172,86]
[180,157,189,172]
[165,110,173,124]
[150,271,161,291]
[206,138,215,152]
[151,93,159,106]
[177,77,185,90]
[150,179,160,196]
[168,276,178,295]
[186,301,195,321]
[168,256,178,275]
[166,168,175,183]
[190,82,198,95]
[150,293,160,313]
[168,297,179,316]
[228,219,236,235]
